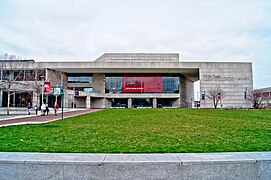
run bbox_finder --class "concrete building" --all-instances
[0,53,253,108]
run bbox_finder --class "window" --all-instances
[13,71,24,81]
[2,70,12,80]
[67,73,93,83]
[105,75,122,93]
[36,70,46,81]
[25,70,35,81]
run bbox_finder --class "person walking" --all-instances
[27,103,32,115]
[45,103,49,115]
[34,105,38,115]
[41,102,46,116]
[53,102,59,116]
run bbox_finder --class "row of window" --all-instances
[66,74,180,94]
[0,70,45,81]
[67,73,93,83]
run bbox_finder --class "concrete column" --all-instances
[152,98,157,108]
[0,89,3,107]
[172,98,181,108]
[128,98,132,108]
[73,87,75,108]
[32,91,38,106]
[102,98,105,108]
[45,95,49,104]
[64,90,69,108]
[86,96,91,109]
[13,91,16,107]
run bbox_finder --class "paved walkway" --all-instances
[0,109,102,127]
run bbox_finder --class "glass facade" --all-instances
[162,76,179,93]
[2,91,32,107]
[105,75,122,93]
[157,98,173,108]
[67,73,93,83]
[132,98,153,108]
[105,74,180,94]
[111,98,128,108]
[74,87,93,93]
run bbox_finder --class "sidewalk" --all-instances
[0,109,102,127]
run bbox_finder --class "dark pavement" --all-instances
[0,109,102,126]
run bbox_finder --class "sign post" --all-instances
[53,86,63,120]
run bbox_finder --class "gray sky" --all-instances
[0,0,270,88]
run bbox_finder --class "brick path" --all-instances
[0,109,102,127]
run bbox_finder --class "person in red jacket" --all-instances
[53,102,59,116]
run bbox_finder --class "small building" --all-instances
[0,53,253,108]
[254,87,271,108]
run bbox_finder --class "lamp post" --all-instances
[61,74,64,120]
[41,76,45,104]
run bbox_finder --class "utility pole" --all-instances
[41,77,45,104]
[61,74,64,120]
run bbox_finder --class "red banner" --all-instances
[122,74,162,93]
[44,82,51,93]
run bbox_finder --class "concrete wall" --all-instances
[199,62,253,108]
[0,152,270,180]
[93,73,105,94]
[180,75,194,108]
[91,98,104,108]
[46,69,66,87]
[74,97,86,108]
[0,89,2,107]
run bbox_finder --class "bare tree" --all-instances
[0,53,22,60]
[0,53,38,114]
[205,86,225,108]
[247,89,270,109]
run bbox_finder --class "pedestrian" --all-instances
[45,103,49,115]
[34,105,38,115]
[27,103,32,115]
[41,102,46,116]
[53,102,59,116]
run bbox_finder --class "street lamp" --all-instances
[41,76,45,105]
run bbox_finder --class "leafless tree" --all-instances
[0,53,22,60]
[0,53,43,114]
[247,89,270,109]
[205,86,225,108]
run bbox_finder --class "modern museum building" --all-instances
[0,53,253,109]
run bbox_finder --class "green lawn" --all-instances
[0,109,270,153]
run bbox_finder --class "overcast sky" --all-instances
[0,0,270,88]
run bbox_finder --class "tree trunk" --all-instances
[213,98,217,108]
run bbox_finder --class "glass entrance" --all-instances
[132,98,153,108]
[111,98,128,108]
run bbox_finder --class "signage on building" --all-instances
[44,82,51,93]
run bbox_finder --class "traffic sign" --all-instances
[53,86,62,96]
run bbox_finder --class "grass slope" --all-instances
[0,109,270,153]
